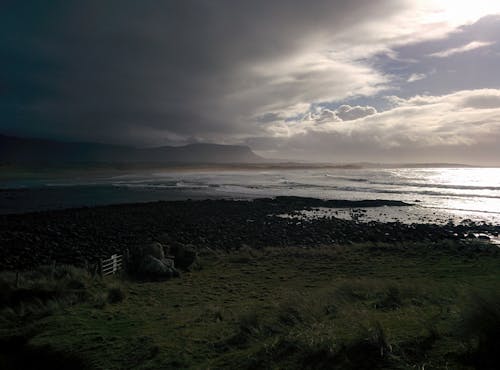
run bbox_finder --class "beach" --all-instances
[1,196,499,271]
[1,170,500,369]
[1,197,499,368]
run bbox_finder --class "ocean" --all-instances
[1,167,500,225]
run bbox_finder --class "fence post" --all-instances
[51,260,56,279]
[112,254,117,274]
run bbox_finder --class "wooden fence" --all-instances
[100,253,123,276]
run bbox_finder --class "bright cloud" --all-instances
[252,89,500,164]
[304,105,377,124]
[429,41,495,57]
[420,0,500,27]
[407,73,426,82]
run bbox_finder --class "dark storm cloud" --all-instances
[257,112,287,124]
[2,1,500,164]
[0,0,404,145]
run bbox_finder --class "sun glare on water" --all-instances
[427,168,500,216]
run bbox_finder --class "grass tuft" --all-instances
[374,286,403,310]
[107,286,126,304]
[458,291,500,368]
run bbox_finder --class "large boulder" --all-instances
[144,242,165,260]
[126,242,179,280]
[138,255,177,280]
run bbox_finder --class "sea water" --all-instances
[1,167,500,225]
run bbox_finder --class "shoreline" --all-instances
[1,197,498,271]
[2,167,500,226]
[0,185,412,215]
[1,197,500,369]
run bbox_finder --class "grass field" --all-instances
[1,241,499,369]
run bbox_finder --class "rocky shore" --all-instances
[1,196,499,270]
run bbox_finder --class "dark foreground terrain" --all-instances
[1,197,500,369]
[1,196,498,271]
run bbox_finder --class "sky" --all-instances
[2,1,500,164]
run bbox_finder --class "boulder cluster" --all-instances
[127,242,197,280]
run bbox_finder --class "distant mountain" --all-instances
[0,135,263,164]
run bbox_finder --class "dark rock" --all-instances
[139,255,175,280]
[1,197,498,271]
[172,244,197,270]
[144,242,165,260]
